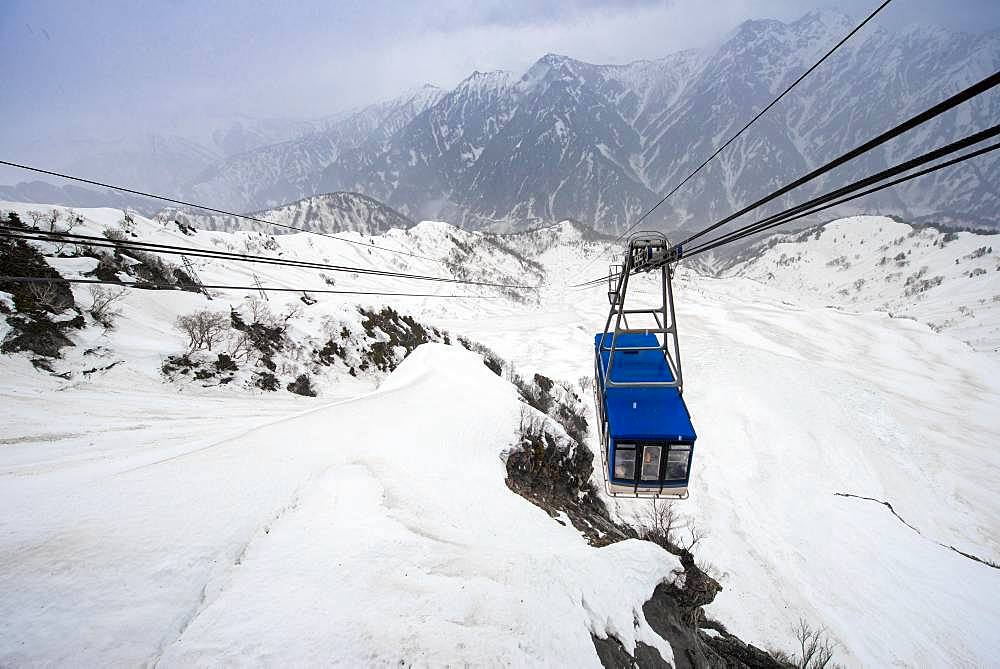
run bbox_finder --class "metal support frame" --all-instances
[595,232,683,393]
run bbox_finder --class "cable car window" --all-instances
[614,447,636,480]
[666,446,690,480]
[641,445,661,481]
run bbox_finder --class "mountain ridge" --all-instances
[178,10,999,232]
[158,191,415,236]
[3,11,997,233]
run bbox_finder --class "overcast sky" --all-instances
[2,0,999,166]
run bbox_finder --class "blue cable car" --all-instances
[593,233,696,498]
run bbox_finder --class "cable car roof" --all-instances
[595,333,697,442]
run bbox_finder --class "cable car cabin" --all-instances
[593,232,695,498]
[594,333,696,497]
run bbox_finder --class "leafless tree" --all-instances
[227,329,256,362]
[792,618,839,669]
[244,296,271,324]
[638,498,679,550]
[26,210,47,229]
[88,286,129,328]
[45,209,62,233]
[678,521,707,553]
[120,209,136,234]
[27,281,72,312]
[50,208,83,254]
[102,226,128,242]
[174,310,230,352]
[63,208,82,230]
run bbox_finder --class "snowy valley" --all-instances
[1,202,999,667]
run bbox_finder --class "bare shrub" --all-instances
[27,281,73,312]
[175,310,230,352]
[48,209,83,253]
[637,499,708,555]
[88,286,129,328]
[789,618,840,669]
[679,521,707,553]
[227,328,256,363]
[120,210,136,234]
[45,209,62,232]
[102,227,128,242]
[638,498,679,551]
[27,210,47,228]
[243,296,271,324]
[226,298,295,368]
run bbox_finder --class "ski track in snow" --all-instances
[1,204,999,666]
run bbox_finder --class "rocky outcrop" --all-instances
[504,387,789,669]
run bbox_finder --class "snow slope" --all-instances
[437,228,1000,667]
[0,345,678,666]
[2,204,999,666]
[727,216,1000,351]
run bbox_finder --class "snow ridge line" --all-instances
[833,492,999,570]
[148,489,306,668]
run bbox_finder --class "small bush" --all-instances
[254,371,279,391]
[175,310,229,352]
[786,618,840,669]
[286,373,317,397]
[88,285,128,328]
[314,338,345,366]
[483,356,502,376]
[214,353,238,372]
[102,227,129,242]
[229,303,289,370]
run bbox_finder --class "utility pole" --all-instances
[181,254,212,300]
[252,273,268,301]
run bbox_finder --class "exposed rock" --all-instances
[503,383,789,669]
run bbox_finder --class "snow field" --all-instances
[1,344,681,666]
[441,243,1000,667]
[2,203,999,666]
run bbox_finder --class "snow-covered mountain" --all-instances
[183,85,446,213]
[727,216,1000,351]
[2,201,999,666]
[159,191,415,237]
[176,10,999,232]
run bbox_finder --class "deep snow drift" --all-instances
[2,202,999,666]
